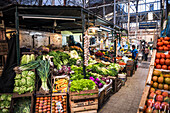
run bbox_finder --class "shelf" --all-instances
[52,93,67,96]
[145,66,154,85]
[138,85,150,111]
[12,92,33,98]
[154,69,170,72]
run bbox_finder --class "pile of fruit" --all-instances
[144,89,169,113]
[154,52,170,70]
[157,37,170,51]
[35,97,51,113]
[51,96,67,113]
[35,95,67,113]
[53,78,68,93]
[151,70,170,90]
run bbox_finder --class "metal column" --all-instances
[135,0,139,39]
[114,0,116,25]
[15,6,20,65]
[81,9,86,78]
[127,0,130,40]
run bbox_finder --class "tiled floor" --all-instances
[99,63,149,113]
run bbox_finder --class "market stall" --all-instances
[138,33,170,112]
[0,4,128,113]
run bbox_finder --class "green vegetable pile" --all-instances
[70,65,84,80]
[108,63,121,72]
[88,63,117,76]
[13,97,31,113]
[20,54,35,65]
[48,51,70,69]
[0,94,12,113]
[13,71,35,94]
[70,79,96,92]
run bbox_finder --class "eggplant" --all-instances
[98,83,103,88]
[95,78,100,83]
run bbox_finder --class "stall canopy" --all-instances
[1,4,115,33]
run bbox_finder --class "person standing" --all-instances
[131,45,138,70]
[145,47,149,61]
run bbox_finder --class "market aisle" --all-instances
[99,62,149,113]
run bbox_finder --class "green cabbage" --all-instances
[26,86,34,93]
[20,78,27,86]
[2,108,9,113]
[13,87,20,93]
[30,54,35,61]
[0,94,6,101]
[26,77,34,87]
[14,79,21,87]
[15,74,21,80]
[7,95,12,101]
[21,71,28,78]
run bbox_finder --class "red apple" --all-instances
[149,92,156,99]
[147,99,155,107]
[145,107,153,113]
[156,95,163,102]
[161,102,169,110]
[154,101,161,110]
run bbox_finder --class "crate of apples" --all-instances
[144,88,169,113]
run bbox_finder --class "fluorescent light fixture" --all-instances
[22,16,76,21]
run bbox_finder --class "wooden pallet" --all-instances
[149,49,157,66]
[138,85,150,112]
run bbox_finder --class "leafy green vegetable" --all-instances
[0,95,6,101]
[70,73,84,80]
[20,54,35,65]
[70,79,96,92]
[0,94,12,113]
[68,58,77,66]
[15,74,21,80]
[13,97,31,113]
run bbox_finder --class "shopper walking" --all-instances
[131,45,138,70]
[145,47,149,61]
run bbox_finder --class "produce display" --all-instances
[70,46,83,53]
[70,79,96,92]
[48,51,70,69]
[0,94,12,113]
[51,96,67,113]
[35,96,67,113]
[155,52,170,70]
[13,97,31,113]
[35,96,51,113]
[144,89,169,113]
[87,72,112,88]
[157,37,170,51]
[151,70,170,91]
[13,71,35,94]
[20,54,35,65]
[70,65,84,80]
[53,78,68,93]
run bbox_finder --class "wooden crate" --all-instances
[70,87,98,101]
[70,98,98,113]
[11,93,34,113]
[69,87,98,113]
[138,85,150,112]
[108,76,122,93]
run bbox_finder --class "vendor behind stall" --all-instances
[67,35,83,49]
